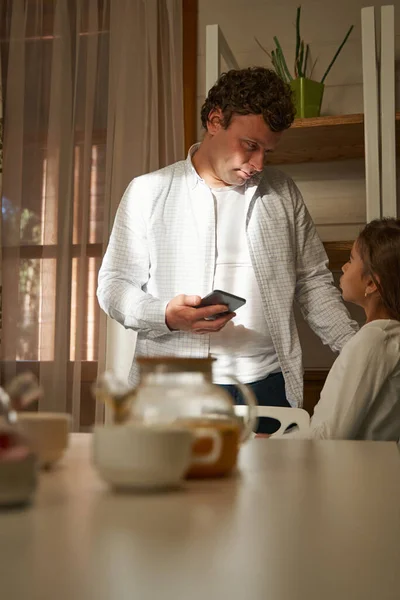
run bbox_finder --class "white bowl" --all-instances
[17,412,71,468]
[93,423,194,491]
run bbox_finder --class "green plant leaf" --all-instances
[295,5,301,64]
[275,48,291,83]
[297,40,304,78]
[271,50,279,75]
[254,36,272,59]
[254,36,287,80]
[273,36,293,81]
[272,49,287,82]
[321,24,354,84]
[309,56,318,80]
[303,43,310,78]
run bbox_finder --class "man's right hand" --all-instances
[165,294,235,334]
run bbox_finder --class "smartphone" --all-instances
[199,289,246,320]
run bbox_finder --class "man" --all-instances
[97,67,358,433]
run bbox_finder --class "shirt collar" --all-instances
[185,143,203,190]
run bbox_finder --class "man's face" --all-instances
[206,111,283,187]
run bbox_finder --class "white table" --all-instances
[1,434,400,600]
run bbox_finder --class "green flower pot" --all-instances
[290,77,324,118]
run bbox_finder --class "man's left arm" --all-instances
[290,180,358,352]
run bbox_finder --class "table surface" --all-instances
[1,434,400,600]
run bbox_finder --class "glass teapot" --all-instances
[129,357,258,478]
[94,357,258,478]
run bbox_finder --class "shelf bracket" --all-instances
[205,24,239,94]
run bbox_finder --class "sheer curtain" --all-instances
[0,0,184,430]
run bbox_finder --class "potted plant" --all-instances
[255,6,354,118]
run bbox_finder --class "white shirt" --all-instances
[284,320,400,441]
[97,145,358,406]
[210,185,280,383]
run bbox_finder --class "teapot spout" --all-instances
[92,371,135,424]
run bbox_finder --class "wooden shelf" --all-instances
[268,112,400,165]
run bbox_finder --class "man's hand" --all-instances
[165,294,235,334]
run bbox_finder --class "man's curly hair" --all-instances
[201,67,295,132]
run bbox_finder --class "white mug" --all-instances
[17,412,71,468]
[93,423,199,491]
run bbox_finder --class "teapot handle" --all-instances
[223,375,258,442]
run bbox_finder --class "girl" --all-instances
[283,217,400,441]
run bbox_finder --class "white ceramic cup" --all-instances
[17,412,71,468]
[93,423,198,491]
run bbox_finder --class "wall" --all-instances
[196,0,399,368]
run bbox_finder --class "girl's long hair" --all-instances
[357,218,400,321]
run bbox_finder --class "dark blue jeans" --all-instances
[220,371,291,434]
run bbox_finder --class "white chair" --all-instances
[234,405,310,437]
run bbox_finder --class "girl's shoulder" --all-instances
[361,319,400,335]
[343,319,400,354]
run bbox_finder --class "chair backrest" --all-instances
[234,405,310,437]
[255,406,310,437]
